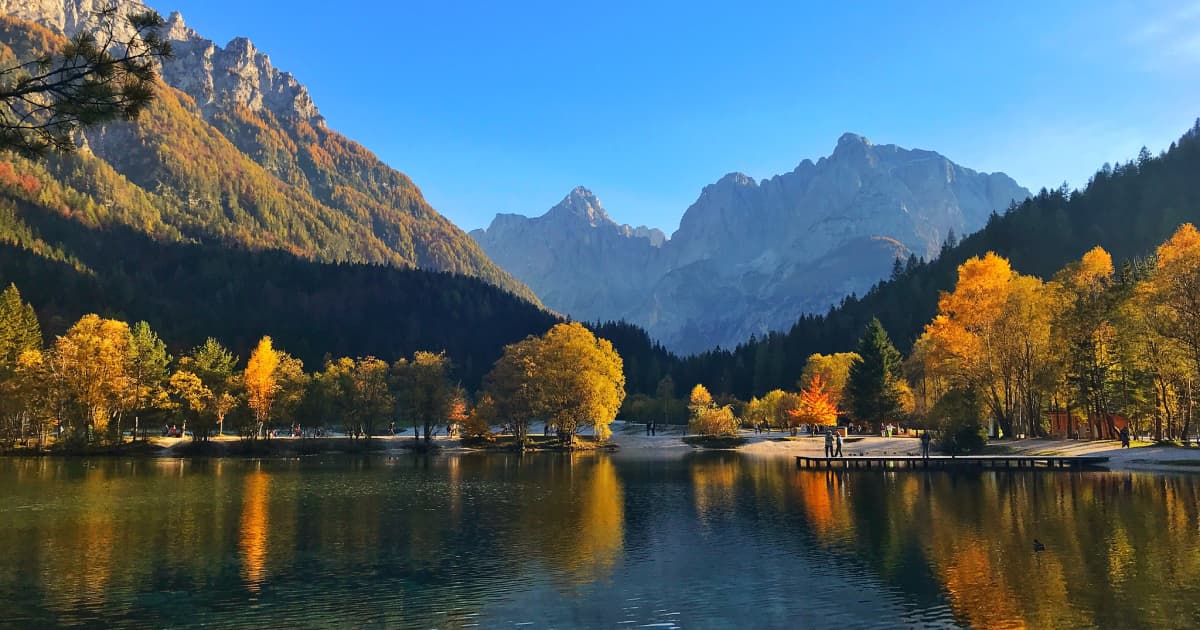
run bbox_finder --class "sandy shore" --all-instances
[603,423,1200,472]
[58,423,1200,472]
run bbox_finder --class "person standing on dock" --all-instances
[920,430,932,458]
[834,432,844,457]
[824,430,834,458]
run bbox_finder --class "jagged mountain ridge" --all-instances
[0,0,538,302]
[473,134,1029,353]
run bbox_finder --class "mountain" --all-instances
[0,0,537,302]
[617,122,1200,400]
[473,134,1029,352]
[469,187,665,323]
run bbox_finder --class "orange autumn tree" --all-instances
[788,374,840,431]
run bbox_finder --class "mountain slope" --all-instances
[0,1,537,302]
[0,161,559,389]
[473,134,1028,352]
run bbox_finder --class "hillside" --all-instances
[0,177,558,389]
[473,134,1027,352]
[0,2,537,302]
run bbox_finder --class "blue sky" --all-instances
[165,0,1200,232]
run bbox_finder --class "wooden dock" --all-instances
[795,455,1110,471]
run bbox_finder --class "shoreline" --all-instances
[5,424,1200,472]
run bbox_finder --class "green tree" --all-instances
[126,321,170,440]
[0,283,40,365]
[845,318,905,431]
[392,352,454,446]
[0,283,41,446]
[929,388,988,455]
[0,7,172,155]
[181,338,238,436]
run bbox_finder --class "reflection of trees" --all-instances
[784,469,1200,628]
[6,457,1200,628]
[239,470,270,591]
[520,454,625,586]
[688,452,740,524]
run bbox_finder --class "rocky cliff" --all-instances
[473,134,1029,353]
[0,0,537,302]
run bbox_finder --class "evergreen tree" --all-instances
[127,321,171,439]
[845,318,904,430]
[0,283,39,367]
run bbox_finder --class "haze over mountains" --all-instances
[472,133,1030,353]
[0,0,536,302]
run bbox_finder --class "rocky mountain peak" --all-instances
[545,186,613,226]
[475,133,1031,353]
[163,10,190,40]
[831,132,876,161]
[837,132,872,148]
[0,0,324,124]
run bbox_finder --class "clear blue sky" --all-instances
[165,0,1200,232]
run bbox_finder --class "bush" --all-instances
[930,388,988,455]
[683,435,748,449]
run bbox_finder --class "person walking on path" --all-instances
[920,430,932,458]
[834,432,844,458]
[824,430,834,458]
[1120,426,1131,448]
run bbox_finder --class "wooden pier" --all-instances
[795,455,1110,471]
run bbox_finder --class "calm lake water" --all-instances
[1,452,1199,629]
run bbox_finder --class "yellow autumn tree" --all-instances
[244,336,279,439]
[1051,246,1118,436]
[1144,224,1200,380]
[799,352,860,407]
[688,383,738,436]
[480,323,625,446]
[918,253,1055,437]
[533,323,625,444]
[48,314,134,443]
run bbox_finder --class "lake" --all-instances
[1,452,1199,628]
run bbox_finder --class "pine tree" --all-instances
[0,283,40,368]
[845,318,904,430]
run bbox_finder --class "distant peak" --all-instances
[836,132,872,149]
[568,186,598,202]
[546,186,612,226]
[716,172,757,187]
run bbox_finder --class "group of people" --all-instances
[823,429,843,457]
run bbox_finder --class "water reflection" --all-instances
[1,455,1199,628]
[240,471,269,591]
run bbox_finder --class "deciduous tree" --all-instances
[243,336,279,439]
